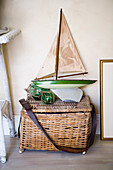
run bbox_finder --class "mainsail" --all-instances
[58,12,85,74]
[36,9,86,80]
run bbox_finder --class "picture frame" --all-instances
[100,59,113,140]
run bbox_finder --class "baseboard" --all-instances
[3,114,100,135]
[96,113,100,134]
[3,115,20,135]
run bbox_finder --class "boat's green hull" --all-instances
[32,80,97,89]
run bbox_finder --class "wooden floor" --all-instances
[0,135,113,170]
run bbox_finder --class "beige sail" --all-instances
[36,11,86,80]
[36,35,58,79]
[58,12,86,74]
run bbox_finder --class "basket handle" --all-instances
[19,99,96,153]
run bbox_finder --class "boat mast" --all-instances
[55,8,62,80]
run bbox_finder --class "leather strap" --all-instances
[18,116,21,138]
[19,98,96,153]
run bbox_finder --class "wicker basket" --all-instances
[19,96,92,152]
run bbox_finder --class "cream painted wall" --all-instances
[0,0,113,118]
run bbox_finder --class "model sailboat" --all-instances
[30,9,97,103]
[33,9,96,90]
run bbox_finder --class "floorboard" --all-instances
[0,135,113,170]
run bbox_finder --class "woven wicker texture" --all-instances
[19,96,92,152]
[27,95,92,112]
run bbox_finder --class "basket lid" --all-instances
[27,95,92,113]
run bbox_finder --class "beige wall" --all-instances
[0,0,113,115]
